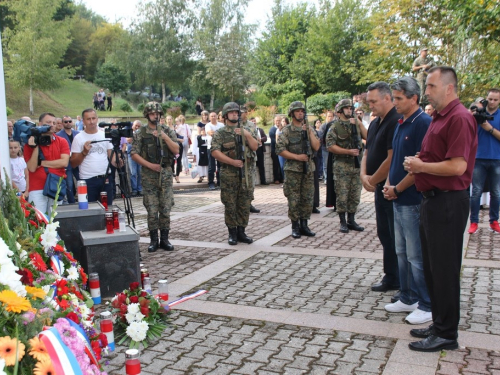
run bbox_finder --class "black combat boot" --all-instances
[347,213,364,231]
[228,227,238,245]
[250,205,260,213]
[237,226,253,244]
[339,213,349,233]
[148,230,159,253]
[159,229,174,251]
[291,220,301,239]
[299,219,316,236]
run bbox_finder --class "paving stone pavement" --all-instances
[102,185,499,374]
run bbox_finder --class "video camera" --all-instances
[471,99,494,124]
[99,121,134,138]
[12,119,52,147]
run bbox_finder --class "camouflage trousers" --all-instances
[333,160,362,213]
[283,170,314,221]
[141,167,174,231]
[247,160,256,200]
[220,169,252,228]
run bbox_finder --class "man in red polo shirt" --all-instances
[403,66,477,352]
[24,112,70,215]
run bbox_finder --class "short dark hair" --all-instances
[82,108,96,118]
[38,112,55,124]
[428,66,458,92]
[391,76,421,104]
[488,88,500,96]
[367,81,393,100]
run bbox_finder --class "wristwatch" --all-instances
[393,186,401,196]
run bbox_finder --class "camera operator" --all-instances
[70,109,122,205]
[24,112,70,215]
[468,88,500,234]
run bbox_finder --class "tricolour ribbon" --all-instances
[65,318,99,366]
[168,289,207,308]
[40,328,83,375]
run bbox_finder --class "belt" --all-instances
[421,189,449,198]
[91,174,108,179]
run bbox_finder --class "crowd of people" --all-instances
[6,61,498,354]
[92,88,112,111]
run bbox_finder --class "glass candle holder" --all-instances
[112,208,120,229]
[125,349,141,375]
[105,212,114,234]
[100,192,108,210]
[158,279,169,309]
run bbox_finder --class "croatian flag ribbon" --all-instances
[168,289,207,308]
[40,328,83,375]
[50,255,65,275]
[66,318,99,367]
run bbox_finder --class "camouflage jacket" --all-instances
[211,123,255,176]
[412,56,435,78]
[275,124,318,173]
[326,119,364,161]
[130,124,177,165]
[244,120,257,161]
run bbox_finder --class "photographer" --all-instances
[468,88,500,234]
[70,109,121,205]
[24,112,70,215]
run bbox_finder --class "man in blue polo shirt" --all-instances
[468,88,500,234]
[383,77,432,324]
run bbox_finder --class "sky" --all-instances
[79,0,319,34]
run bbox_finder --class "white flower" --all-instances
[127,303,140,315]
[0,237,26,297]
[66,266,79,280]
[40,222,59,253]
[125,312,137,324]
[126,321,149,342]
[0,358,6,375]
[19,249,27,261]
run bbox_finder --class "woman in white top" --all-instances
[175,115,191,175]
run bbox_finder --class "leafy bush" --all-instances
[6,107,13,116]
[253,91,271,106]
[279,90,305,113]
[137,103,145,113]
[306,91,352,121]
[167,106,181,119]
[178,99,190,115]
[245,101,257,111]
[253,105,277,127]
[120,102,133,113]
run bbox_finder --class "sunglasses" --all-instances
[63,120,73,123]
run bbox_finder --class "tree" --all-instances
[130,0,196,102]
[94,62,130,96]
[3,0,73,114]
[194,0,252,108]
[61,16,94,76]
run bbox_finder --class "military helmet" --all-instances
[143,101,164,118]
[240,105,248,113]
[222,102,240,117]
[335,99,353,113]
[288,101,306,117]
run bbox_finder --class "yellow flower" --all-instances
[28,336,49,362]
[33,359,55,375]
[0,336,26,366]
[25,286,46,300]
[0,290,32,313]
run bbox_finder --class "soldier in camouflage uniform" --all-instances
[412,47,435,102]
[211,102,259,245]
[240,105,260,213]
[326,99,367,233]
[131,102,179,252]
[276,101,320,239]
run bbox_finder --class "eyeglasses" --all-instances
[63,120,72,123]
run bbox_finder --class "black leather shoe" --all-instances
[408,335,458,352]
[371,282,400,292]
[237,226,253,244]
[228,227,238,245]
[312,207,320,214]
[291,220,301,239]
[391,291,401,303]
[410,324,435,339]
[250,205,260,213]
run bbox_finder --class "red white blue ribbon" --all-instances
[168,289,207,307]
[50,255,64,275]
[65,318,99,366]
[40,328,83,375]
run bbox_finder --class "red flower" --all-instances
[16,268,34,286]
[29,252,47,271]
[139,298,149,308]
[99,333,108,347]
[64,251,76,263]
[57,298,70,310]
[140,291,148,297]
[91,341,102,361]
[119,304,127,315]
[22,209,30,218]
[66,312,80,324]
[28,220,38,228]
[129,296,139,303]
[140,306,149,317]
[55,279,69,296]
[53,244,65,253]
[73,290,84,300]
[129,282,140,291]
[79,268,87,284]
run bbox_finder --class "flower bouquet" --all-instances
[111,282,170,349]
[0,175,108,373]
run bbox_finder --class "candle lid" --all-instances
[100,311,111,318]
[89,273,99,279]
[125,349,140,359]
[158,279,168,284]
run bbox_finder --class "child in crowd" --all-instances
[9,139,29,198]
[192,127,209,183]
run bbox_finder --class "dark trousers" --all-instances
[208,150,220,185]
[374,185,399,286]
[86,175,114,206]
[256,147,266,184]
[420,189,468,340]
[313,155,319,208]
[271,147,283,183]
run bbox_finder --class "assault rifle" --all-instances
[234,113,244,181]
[350,114,362,169]
[301,109,311,174]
